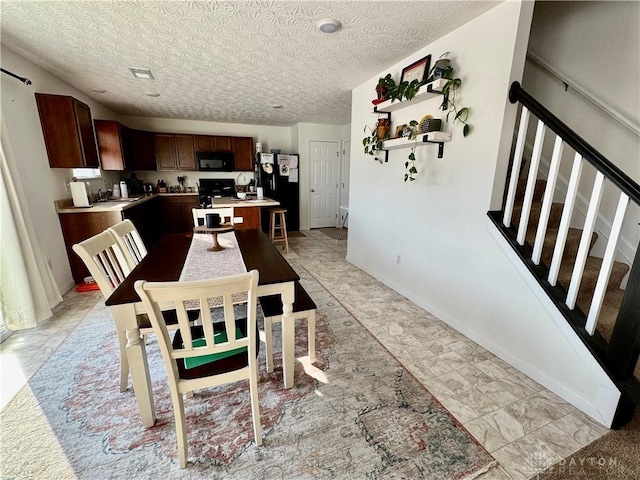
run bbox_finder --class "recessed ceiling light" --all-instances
[316,18,342,34]
[272,104,283,109]
[129,67,154,79]
[146,92,160,97]
[91,88,107,93]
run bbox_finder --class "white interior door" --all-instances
[309,140,339,229]
[340,140,350,227]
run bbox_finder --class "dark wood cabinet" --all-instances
[122,197,161,247]
[129,129,157,170]
[233,206,261,229]
[175,135,196,170]
[155,134,196,171]
[232,136,254,171]
[94,120,131,171]
[35,93,99,168]
[160,195,199,233]
[196,135,232,152]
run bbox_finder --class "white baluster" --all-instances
[532,135,564,265]
[503,107,530,227]
[585,192,630,334]
[517,119,546,245]
[566,172,605,309]
[549,153,583,286]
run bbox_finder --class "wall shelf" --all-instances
[382,132,451,159]
[374,78,448,113]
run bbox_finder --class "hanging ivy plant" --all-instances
[440,65,471,137]
[403,120,419,182]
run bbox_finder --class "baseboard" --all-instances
[60,279,77,296]
[346,229,619,427]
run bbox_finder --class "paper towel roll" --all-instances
[70,182,89,207]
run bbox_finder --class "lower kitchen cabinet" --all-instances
[122,197,162,247]
[160,195,199,233]
[59,210,125,285]
[233,207,261,230]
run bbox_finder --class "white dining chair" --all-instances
[73,230,197,393]
[192,207,234,227]
[134,270,262,468]
[107,219,147,270]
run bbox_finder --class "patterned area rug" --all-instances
[1,266,495,479]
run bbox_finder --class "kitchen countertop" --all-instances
[55,193,279,213]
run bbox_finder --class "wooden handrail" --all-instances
[509,82,640,206]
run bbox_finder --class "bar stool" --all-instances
[269,207,289,254]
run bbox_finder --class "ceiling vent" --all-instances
[128,68,154,79]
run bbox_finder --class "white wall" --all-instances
[1,46,121,293]
[523,1,640,263]
[347,1,619,426]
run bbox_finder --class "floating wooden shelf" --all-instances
[374,78,448,113]
[381,132,451,159]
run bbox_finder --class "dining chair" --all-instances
[107,219,147,270]
[192,207,235,227]
[73,231,197,393]
[134,270,262,468]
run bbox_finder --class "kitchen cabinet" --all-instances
[155,134,196,171]
[94,120,131,171]
[232,136,254,171]
[129,129,157,171]
[196,135,232,152]
[35,93,99,168]
[122,196,161,247]
[160,195,199,233]
[59,210,125,284]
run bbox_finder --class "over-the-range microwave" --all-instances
[197,151,235,171]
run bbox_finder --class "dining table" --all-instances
[105,229,299,427]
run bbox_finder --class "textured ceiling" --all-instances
[1,1,499,126]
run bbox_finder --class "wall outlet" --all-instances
[234,217,244,224]
[396,255,401,265]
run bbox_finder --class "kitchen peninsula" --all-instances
[56,193,279,284]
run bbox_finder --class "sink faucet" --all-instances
[97,188,106,202]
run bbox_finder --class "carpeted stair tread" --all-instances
[512,202,564,234]
[555,254,630,301]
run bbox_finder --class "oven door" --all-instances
[197,151,234,171]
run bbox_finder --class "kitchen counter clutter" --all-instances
[55,194,278,213]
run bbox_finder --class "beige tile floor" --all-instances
[0,230,609,479]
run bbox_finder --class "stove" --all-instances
[198,178,235,207]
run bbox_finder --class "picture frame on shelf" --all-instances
[401,55,431,85]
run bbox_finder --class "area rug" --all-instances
[320,227,347,240]
[0,266,494,479]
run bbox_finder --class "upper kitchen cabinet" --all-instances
[155,133,196,171]
[232,136,254,171]
[35,93,99,168]
[94,120,131,171]
[129,129,157,171]
[195,135,231,152]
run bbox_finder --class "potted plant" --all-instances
[439,63,471,137]
[363,117,391,163]
[373,74,423,105]
[373,74,396,104]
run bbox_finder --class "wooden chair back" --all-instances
[107,219,148,270]
[72,230,131,300]
[192,207,234,227]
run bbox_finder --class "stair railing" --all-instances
[490,82,640,383]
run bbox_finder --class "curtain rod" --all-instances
[1,68,32,85]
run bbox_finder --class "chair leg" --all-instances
[265,316,275,373]
[185,391,194,399]
[249,363,263,446]
[172,390,188,468]
[269,211,275,242]
[308,311,316,364]
[281,212,289,254]
[117,329,130,392]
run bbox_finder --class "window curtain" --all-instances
[1,115,62,330]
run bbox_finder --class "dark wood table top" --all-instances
[105,229,299,307]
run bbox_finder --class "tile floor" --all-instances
[0,230,609,479]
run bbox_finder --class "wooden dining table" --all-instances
[105,229,299,427]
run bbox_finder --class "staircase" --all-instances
[489,82,640,428]
[513,179,635,379]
